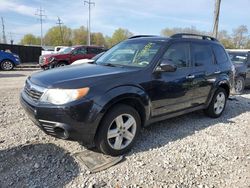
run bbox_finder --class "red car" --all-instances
[39,45,106,69]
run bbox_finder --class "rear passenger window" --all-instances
[88,48,103,54]
[212,45,228,64]
[163,43,190,68]
[192,44,214,66]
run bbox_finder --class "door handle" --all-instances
[186,75,195,79]
[214,71,221,74]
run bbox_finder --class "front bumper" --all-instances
[20,91,103,145]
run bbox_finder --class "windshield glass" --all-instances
[228,52,248,64]
[59,47,75,54]
[96,40,162,67]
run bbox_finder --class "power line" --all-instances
[1,17,7,44]
[56,17,64,44]
[35,7,46,46]
[84,0,95,46]
[212,0,221,38]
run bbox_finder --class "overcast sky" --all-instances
[0,0,250,43]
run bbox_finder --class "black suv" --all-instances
[227,50,250,94]
[20,34,234,156]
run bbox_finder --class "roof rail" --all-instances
[171,33,218,42]
[128,35,158,39]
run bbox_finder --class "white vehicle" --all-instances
[42,46,68,55]
[71,52,105,65]
[71,59,95,65]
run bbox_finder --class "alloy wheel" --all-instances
[107,114,137,150]
[214,92,226,115]
[2,61,14,70]
[235,79,243,94]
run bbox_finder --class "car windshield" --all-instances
[59,47,75,54]
[96,40,162,68]
[228,52,248,64]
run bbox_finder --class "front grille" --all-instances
[38,120,56,136]
[24,80,45,102]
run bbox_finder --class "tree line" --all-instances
[20,26,132,48]
[20,25,250,49]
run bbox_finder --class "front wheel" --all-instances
[1,60,14,71]
[95,104,141,156]
[204,88,227,118]
[55,62,67,68]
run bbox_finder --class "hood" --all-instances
[29,63,139,89]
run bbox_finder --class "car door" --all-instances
[150,42,195,117]
[87,47,100,59]
[70,47,87,63]
[246,52,250,85]
[189,42,219,105]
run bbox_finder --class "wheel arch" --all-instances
[93,85,151,140]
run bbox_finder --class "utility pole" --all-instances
[1,17,7,44]
[212,0,221,38]
[56,17,64,44]
[35,7,46,46]
[84,0,95,46]
[8,32,13,45]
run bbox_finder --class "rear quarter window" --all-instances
[212,45,228,64]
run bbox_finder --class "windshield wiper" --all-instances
[101,63,120,67]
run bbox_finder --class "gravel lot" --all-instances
[0,69,249,188]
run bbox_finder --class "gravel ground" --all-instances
[0,69,249,188]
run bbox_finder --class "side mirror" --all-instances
[156,59,177,72]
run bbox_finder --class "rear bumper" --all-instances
[20,92,103,145]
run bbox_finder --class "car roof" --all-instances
[127,33,220,44]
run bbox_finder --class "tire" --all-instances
[1,60,14,71]
[235,76,245,94]
[56,62,67,68]
[204,87,227,118]
[95,104,141,156]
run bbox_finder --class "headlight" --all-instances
[40,88,89,105]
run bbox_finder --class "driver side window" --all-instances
[162,43,190,68]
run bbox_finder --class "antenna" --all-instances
[56,17,64,44]
[84,0,95,46]
[35,7,46,46]
[1,17,7,44]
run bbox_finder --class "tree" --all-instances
[20,34,40,45]
[109,28,133,47]
[44,26,72,46]
[72,26,88,45]
[161,26,208,37]
[232,25,248,48]
[246,39,250,49]
[217,30,235,49]
[91,32,105,46]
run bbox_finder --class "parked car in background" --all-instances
[0,50,21,71]
[41,46,68,55]
[227,50,250,94]
[39,45,106,69]
[71,52,105,65]
[21,34,234,156]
